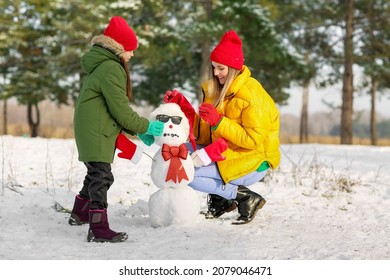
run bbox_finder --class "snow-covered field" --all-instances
[0,136,389,279]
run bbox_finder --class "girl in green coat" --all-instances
[69,16,163,243]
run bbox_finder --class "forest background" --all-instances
[0,0,389,145]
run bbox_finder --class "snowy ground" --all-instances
[0,136,389,278]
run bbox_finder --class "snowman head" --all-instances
[150,103,189,147]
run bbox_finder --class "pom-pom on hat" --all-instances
[104,16,138,51]
[210,30,244,70]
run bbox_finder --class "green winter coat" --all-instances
[74,35,149,163]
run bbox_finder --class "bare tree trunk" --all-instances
[199,43,211,100]
[370,77,378,145]
[2,70,8,135]
[27,102,40,137]
[300,80,309,143]
[198,0,212,102]
[2,100,7,135]
[341,0,354,145]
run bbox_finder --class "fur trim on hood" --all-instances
[91,34,125,56]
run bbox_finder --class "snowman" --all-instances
[146,103,200,228]
[115,102,228,228]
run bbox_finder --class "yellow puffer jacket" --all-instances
[194,66,280,183]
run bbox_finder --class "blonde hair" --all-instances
[207,66,240,109]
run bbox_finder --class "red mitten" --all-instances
[191,138,228,167]
[164,89,197,150]
[198,103,223,127]
[115,133,143,164]
[205,138,228,161]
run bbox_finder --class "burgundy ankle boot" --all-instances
[87,209,128,243]
[68,195,90,226]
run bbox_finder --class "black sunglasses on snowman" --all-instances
[156,114,182,125]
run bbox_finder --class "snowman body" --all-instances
[148,103,200,228]
[148,185,200,228]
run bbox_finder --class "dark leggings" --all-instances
[79,162,114,210]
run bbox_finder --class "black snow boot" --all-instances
[87,209,128,243]
[233,186,266,225]
[203,194,237,219]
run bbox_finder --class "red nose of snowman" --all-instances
[169,124,173,129]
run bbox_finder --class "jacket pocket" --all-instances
[102,120,118,137]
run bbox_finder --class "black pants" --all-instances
[79,162,114,210]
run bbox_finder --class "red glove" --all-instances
[115,133,143,164]
[164,90,195,117]
[164,89,179,103]
[191,138,228,167]
[204,138,228,161]
[199,103,223,127]
[164,89,196,150]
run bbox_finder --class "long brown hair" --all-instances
[120,57,132,101]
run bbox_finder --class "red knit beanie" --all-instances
[104,16,138,51]
[210,30,244,70]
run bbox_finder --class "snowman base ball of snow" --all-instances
[149,186,200,228]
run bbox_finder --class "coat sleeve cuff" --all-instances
[195,148,211,166]
[130,145,143,164]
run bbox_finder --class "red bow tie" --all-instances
[161,144,189,183]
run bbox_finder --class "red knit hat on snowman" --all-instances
[104,16,138,51]
[210,30,244,70]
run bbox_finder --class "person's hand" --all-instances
[163,90,195,116]
[137,133,155,146]
[146,120,164,136]
[115,133,143,164]
[190,138,228,167]
[204,138,228,161]
[164,89,180,103]
[163,90,196,116]
[198,103,223,127]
